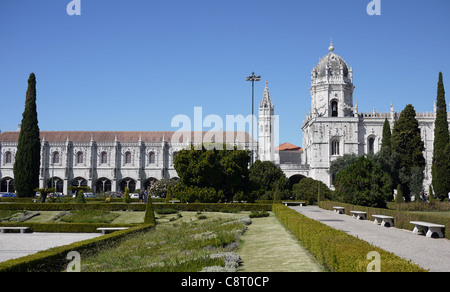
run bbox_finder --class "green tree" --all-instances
[13,73,41,197]
[334,156,392,208]
[249,160,289,199]
[292,177,333,205]
[431,72,450,200]
[328,154,359,184]
[380,118,392,157]
[174,144,250,202]
[34,187,55,203]
[123,187,131,204]
[395,184,405,203]
[144,195,156,225]
[391,104,425,200]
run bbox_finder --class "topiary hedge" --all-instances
[0,222,140,233]
[273,204,427,272]
[0,202,272,212]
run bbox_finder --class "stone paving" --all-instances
[290,205,450,272]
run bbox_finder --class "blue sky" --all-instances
[1,0,449,147]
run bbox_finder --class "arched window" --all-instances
[125,152,132,164]
[331,140,340,156]
[52,152,60,164]
[149,152,156,164]
[368,137,375,154]
[4,152,12,164]
[76,152,84,164]
[101,152,108,164]
[331,101,338,117]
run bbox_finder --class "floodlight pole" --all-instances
[246,72,261,166]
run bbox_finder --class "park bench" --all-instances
[96,227,129,235]
[372,215,394,227]
[410,221,445,238]
[0,227,30,234]
[350,211,367,220]
[283,201,305,207]
[333,206,345,214]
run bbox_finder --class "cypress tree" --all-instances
[13,73,41,197]
[431,72,450,200]
[391,104,425,199]
[380,118,392,157]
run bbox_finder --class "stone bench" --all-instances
[96,227,129,235]
[410,221,445,238]
[283,201,305,207]
[350,211,367,220]
[372,215,394,227]
[333,206,345,214]
[0,227,30,234]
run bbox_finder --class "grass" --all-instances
[80,212,249,272]
[59,210,119,223]
[237,212,322,272]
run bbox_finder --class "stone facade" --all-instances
[0,131,252,194]
[258,43,450,190]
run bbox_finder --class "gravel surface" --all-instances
[290,206,450,272]
[0,232,102,263]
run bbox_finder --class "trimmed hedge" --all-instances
[319,201,450,239]
[0,202,272,212]
[0,224,154,272]
[0,222,140,233]
[273,204,427,272]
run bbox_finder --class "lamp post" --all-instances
[246,72,261,166]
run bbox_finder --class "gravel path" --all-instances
[0,232,102,263]
[290,206,450,272]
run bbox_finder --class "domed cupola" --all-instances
[309,42,355,118]
[313,42,351,79]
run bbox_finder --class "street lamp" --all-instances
[246,72,261,166]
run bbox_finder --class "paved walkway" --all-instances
[290,206,450,272]
[0,233,102,263]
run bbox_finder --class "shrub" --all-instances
[155,208,178,215]
[334,156,392,208]
[144,196,156,225]
[123,187,131,204]
[249,210,269,218]
[75,190,86,204]
[292,177,333,205]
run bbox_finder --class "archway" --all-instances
[47,177,64,193]
[0,177,14,193]
[288,174,306,190]
[143,177,158,191]
[95,178,112,194]
[119,178,136,193]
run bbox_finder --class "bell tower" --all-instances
[310,42,355,118]
[258,81,275,162]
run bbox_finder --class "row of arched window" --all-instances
[47,151,159,165]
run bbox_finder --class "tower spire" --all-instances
[262,80,272,106]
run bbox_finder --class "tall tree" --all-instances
[431,72,450,200]
[173,144,250,202]
[13,73,41,197]
[380,118,392,157]
[391,104,425,199]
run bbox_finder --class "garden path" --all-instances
[291,205,450,272]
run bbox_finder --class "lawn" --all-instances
[80,211,249,272]
[5,209,323,272]
[237,212,322,272]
